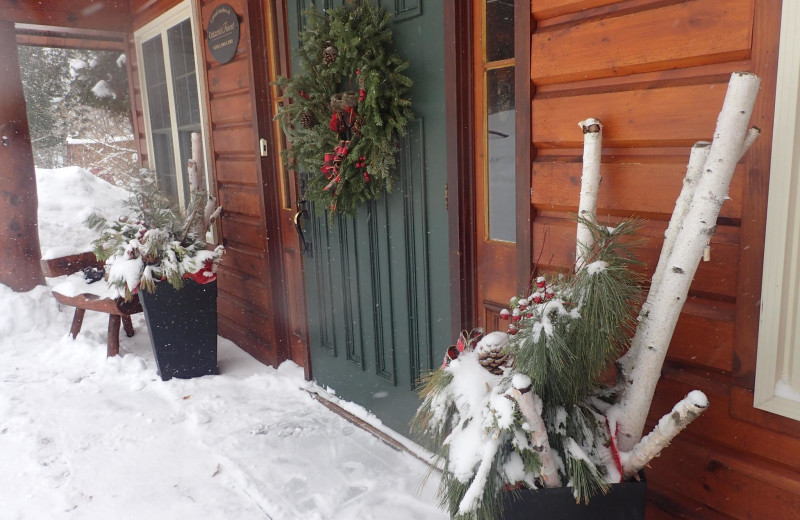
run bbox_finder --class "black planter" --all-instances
[501,477,647,520]
[139,279,219,381]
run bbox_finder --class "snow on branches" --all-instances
[412,72,761,520]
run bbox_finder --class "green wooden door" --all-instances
[287,0,450,434]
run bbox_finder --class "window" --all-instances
[754,0,800,420]
[135,2,211,209]
[482,0,516,243]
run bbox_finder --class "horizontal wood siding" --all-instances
[197,0,280,367]
[529,0,786,518]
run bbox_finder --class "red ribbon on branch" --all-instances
[321,140,351,192]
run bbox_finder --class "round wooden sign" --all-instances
[207,4,239,64]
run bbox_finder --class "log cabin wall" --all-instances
[131,0,287,367]
[529,1,798,518]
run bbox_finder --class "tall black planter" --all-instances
[501,477,647,520]
[139,279,218,381]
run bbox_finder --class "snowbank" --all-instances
[36,166,130,259]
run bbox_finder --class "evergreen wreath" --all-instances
[274,1,413,216]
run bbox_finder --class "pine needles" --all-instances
[411,218,644,518]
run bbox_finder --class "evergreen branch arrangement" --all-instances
[85,158,223,300]
[412,73,761,520]
[274,1,413,216]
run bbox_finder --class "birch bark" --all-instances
[617,143,710,380]
[614,72,761,451]
[576,118,603,270]
[621,391,708,477]
[510,388,561,488]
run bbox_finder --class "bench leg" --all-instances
[107,315,121,357]
[121,315,135,337]
[70,308,86,339]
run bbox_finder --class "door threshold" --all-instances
[305,386,441,472]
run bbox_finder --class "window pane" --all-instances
[142,35,178,203]
[167,19,201,127]
[487,66,515,242]
[152,131,178,203]
[486,0,514,62]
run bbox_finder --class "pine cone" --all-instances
[322,43,338,65]
[477,342,510,375]
[300,111,316,129]
[351,117,364,136]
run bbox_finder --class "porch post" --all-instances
[0,20,45,291]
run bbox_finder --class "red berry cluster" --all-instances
[499,276,556,335]
[355,155,370,182]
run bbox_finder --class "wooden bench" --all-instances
[41,252,143,357]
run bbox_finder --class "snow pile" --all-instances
[0,166,444,519]
[0,292,443,519]
[36,166,131,259]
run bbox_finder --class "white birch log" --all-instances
[617,142,710,380]
[620,391,708,477]
[510,386,561,488]
[575,118,603,271]
[204,196,222,229]
[614,72,760,451]
[189,131,203,193]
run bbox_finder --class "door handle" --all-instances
[294,209,312,257]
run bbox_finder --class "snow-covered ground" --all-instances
[0,167,444,519]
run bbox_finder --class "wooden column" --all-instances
[0,20,45,291]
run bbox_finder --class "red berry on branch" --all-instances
[363,171,370,182]
[532,295,542,304]
[499,309,510,320]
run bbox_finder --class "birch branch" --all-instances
[617,142,710,381]
[204,197,222,229]
[620,391,708,477]
[614,72,760,451]
[575,118,603,271]
[189,132,203,193]
[510,384,561,488]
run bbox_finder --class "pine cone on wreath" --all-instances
[351,117,364,136]
[300,111,316,129]
[476,332,510,375]
[322,42,338,65]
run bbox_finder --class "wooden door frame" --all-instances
[456,0,532,334]
[514,0,532,294]
[262,0,499,358]
[445,0,478,337]
[247,0,296,373]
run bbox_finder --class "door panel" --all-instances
[287,1,450,434]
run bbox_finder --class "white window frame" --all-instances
[754,0,800,420]
[134,0,214,210]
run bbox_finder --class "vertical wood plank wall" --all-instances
[529,1,800,518]
[131,0,283,366]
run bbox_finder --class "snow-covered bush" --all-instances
[413,220,645,519]
[85,168,223,300]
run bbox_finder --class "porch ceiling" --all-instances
[0,0,132,33]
